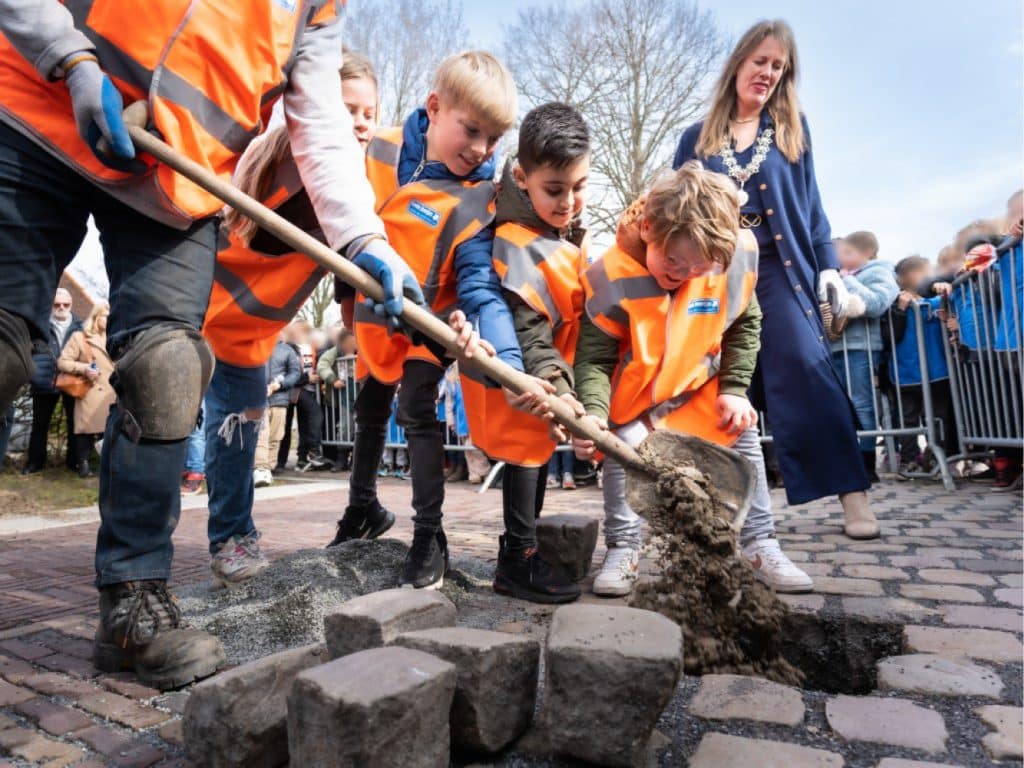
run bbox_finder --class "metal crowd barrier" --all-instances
[760,300,958,490]
[941,238,1023,461]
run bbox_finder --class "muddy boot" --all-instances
[93,581,226,690]
[840,491,879,540]
[326,500,395,547]
[493,536,580,605]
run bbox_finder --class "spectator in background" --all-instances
[0,405,13,465]
[254,332,302,488]
[57,302,115,478]
[23,288,81,474]
[887,256,954,476]
[831,232,898,482]
[547,442,576,489]
[317,328,358,471]
[181,406,206,495]
[380,391,409,478]
[293,322,326,471]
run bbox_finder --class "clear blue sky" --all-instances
[463,0,1024,263]
[70,0,1023,293]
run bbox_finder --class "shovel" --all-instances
[115,101,756,531]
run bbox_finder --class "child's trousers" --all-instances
[602,425,775,549]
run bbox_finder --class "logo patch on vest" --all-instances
[408,200,441,228]
[688,298,721,315]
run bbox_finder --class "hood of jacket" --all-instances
[494,161,587,247]
[398,107,498,184]
[852,259,893,280]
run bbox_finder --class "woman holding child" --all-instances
[674,20,879,539]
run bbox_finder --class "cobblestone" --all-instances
[825,695,948,753]
[976,704,1023,760]
[876,654,1003,698]
[940,604,1023,631]
[917,569,996,586]
[689,733,843,767]
[900,584,984,603]
[903,625,1024,662]
[689,674,805,726]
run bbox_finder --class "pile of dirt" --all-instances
[628,444,804,686]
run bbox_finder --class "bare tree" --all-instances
[298,274,335,328]
[504,0,727,235]
[345,0,469,126]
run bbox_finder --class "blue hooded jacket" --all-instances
[830,260,899,354]
[889,296,949,386]
[395,109,523,371]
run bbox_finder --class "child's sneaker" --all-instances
[211,531,269,588]
[561,471,576,490]
[545,474,559,489]
[253,468,273,488]
[742,538,813,593]
[493,536,580,604]
[326,500,395,547]
[992,457,1023,492]
[180,472,204,495]
[592,543,639,596]
[400,527,449,590]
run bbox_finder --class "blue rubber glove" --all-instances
[63,56,136,170]
[352,238,426,329]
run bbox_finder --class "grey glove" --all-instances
[63,54,135,162]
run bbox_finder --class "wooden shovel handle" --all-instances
[121,102,647,473]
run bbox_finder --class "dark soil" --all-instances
[627,444,804,686]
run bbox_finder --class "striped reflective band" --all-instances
[367,136,401,168]
[585,259,663,328]
[494,235,564,327]
[213,261,326,322]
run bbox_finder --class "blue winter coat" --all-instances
[265,340,302,407]
[396,109,523,371]
[830,261,899,354]
[31,316,83,394]
[889,297,949,386]
[993,242,1022,351]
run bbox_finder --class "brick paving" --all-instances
[0,475,1020,766]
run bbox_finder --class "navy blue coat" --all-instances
[674,112,869,504]
[31,316,83,395]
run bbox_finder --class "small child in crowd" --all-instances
[886,256,953,475]
[831,231,898,482]
[572,162,813,596]
[453,102,592,603]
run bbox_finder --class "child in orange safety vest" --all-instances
[571,162,814,597]
[452,102,592,604]
[331,51,554,591]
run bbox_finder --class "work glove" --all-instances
[62,54,136,169]
[817,268,850,319]
[351,237,426,329]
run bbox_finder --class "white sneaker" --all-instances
[211,531,270,588]
[743,538,813,594]
[592,543,639,596]
[253,469,272,488]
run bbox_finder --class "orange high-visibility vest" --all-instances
[354,127,495,385]
[203,145,325,368]
[582,231,759,447]
[462,222,587,466]
[0,0,341,229]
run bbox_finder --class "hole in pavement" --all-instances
[777,611,904,694]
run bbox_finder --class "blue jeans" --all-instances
[0,121,217,587]
[204,361,266,554]
[184,403,207,474]
[831,350,877,453]
[548,446,574,478]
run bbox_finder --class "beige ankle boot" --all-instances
[840,491,879,539]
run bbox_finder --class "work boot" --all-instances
[93,581,225,690]
[493,536,580,604]
[840,491,880,539]
[400,526,448,590]
[327,500,396,547]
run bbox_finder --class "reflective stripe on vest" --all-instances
[584,235,758,444]
[355,127,495,384]
[0,0,340,227]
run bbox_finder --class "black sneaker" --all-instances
[93,581,225,690]
[400,527,449,589]
[493,536,581,604]
[326,500,396,547]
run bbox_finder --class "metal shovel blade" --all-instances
[624,429,757,532]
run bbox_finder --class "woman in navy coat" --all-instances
[673,19,878,539]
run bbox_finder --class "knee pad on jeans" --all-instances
[113,323,214,442]
[0,309,33,413]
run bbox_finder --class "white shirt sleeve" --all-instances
[283,18,385,252]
